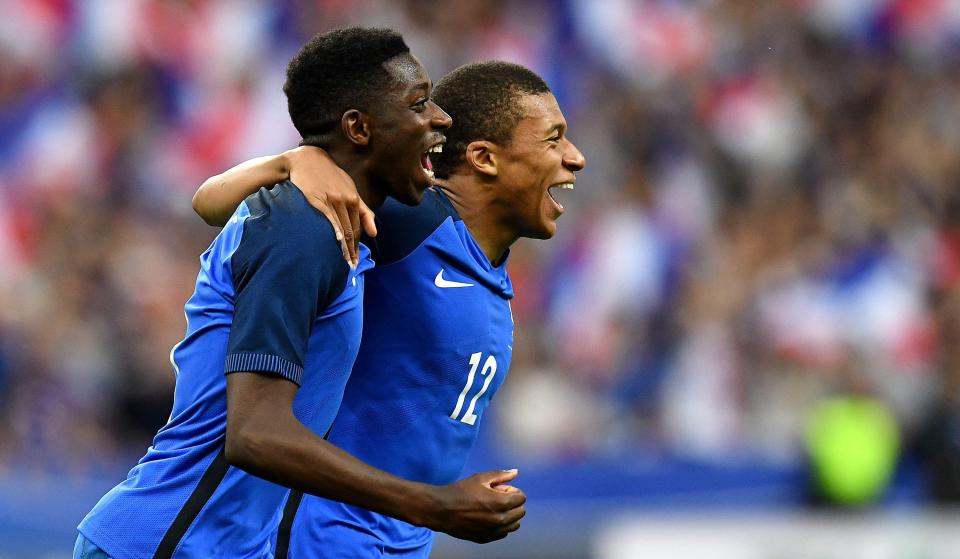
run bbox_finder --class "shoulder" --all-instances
[233,181,348,286]
[244,182,332,233]
[366,187,459,265]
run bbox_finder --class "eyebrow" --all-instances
[408,80,431,95]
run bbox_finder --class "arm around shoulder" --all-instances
[192,146,374,266]
[193,153,292,226]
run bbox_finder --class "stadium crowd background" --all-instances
[2,0,960,556]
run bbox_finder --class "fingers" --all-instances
[333,201,358,268]
[482,468,519,488]
[315,203,349,260]
[359,199,377,238]
[497,489,527,510]
[473,509,525,543]
[285,146,360,265]
[438,471,527,544]
[347,197,362,263]
[472,469,525,511]
[502,505,526,525]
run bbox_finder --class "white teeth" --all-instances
[553,183,574,190]
[426,145,442,154]
[424,168,435,179]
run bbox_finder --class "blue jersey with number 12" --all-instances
[276,187,515,558]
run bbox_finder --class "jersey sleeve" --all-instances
[225,183,350,386]
[363,187,457,265]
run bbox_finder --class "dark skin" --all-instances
[441,92,586,263]
[312,53,450,210]
[192,147,376,267]
[194,55,451,266]
[362,54,449,207]
[193,55,451,266]
[224,53,525,544]
[226,375,525,542]
[195,93,584,264]
[200,91,583,541]
[196,90,583,546]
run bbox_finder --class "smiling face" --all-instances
[492,92,585,239]
[366,53,452,206]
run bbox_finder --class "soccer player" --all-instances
[193,60,585,558]
[75,29,526,559]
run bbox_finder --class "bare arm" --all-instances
[193,153,289,226]
[193,146,377,266]
[225,373,526,543]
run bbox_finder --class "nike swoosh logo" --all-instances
[434,269,474,288]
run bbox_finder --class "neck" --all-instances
[435,174,518,266]
[324,145,387,209]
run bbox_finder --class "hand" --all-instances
[421,469,527,544]
[285,146,378,267]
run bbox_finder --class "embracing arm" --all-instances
[193,146,377,266]
[221,207,523,543]
[193,153,291,227]
[225,374,525,543]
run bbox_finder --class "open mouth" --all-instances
[420,144,442,180]
[547,182,574,211]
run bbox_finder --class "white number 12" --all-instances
[450,352,497,425]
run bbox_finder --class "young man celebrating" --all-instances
[76,30,525,559]
[194,60,585,558]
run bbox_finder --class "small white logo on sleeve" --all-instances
[434,269,474,288]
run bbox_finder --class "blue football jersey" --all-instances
[78,182,373,559]
[277,188,515,558]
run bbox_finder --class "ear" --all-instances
[464,140,498,177]
[341,110,371,146]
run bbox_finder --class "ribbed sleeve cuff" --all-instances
[224,353,304,386]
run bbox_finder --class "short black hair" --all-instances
[284,27,410,143]
[431,61,551,179]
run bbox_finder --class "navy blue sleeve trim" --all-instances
[224,352,304,386]
[365,187,458,265]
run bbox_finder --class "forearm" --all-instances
[193,153,292,226]
[226,394,435,527]
[226,372,525,543]
[247,420,434,525]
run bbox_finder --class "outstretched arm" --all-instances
[193,146,377,266]
[226,373,526,543]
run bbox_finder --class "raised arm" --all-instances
[193,146,377,266]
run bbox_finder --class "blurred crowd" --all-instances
[2,0,959,504]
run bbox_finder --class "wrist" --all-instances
[397,482,440,529]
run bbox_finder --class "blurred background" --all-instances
[2,0,960,557]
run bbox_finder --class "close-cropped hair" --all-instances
[430,61,551,179]
[284,27,410,142]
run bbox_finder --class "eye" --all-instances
[412,98,429,112]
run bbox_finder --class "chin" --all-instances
[528,221,557,240]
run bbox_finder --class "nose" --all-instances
[430,101,453,130]
[563,139,586,171]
